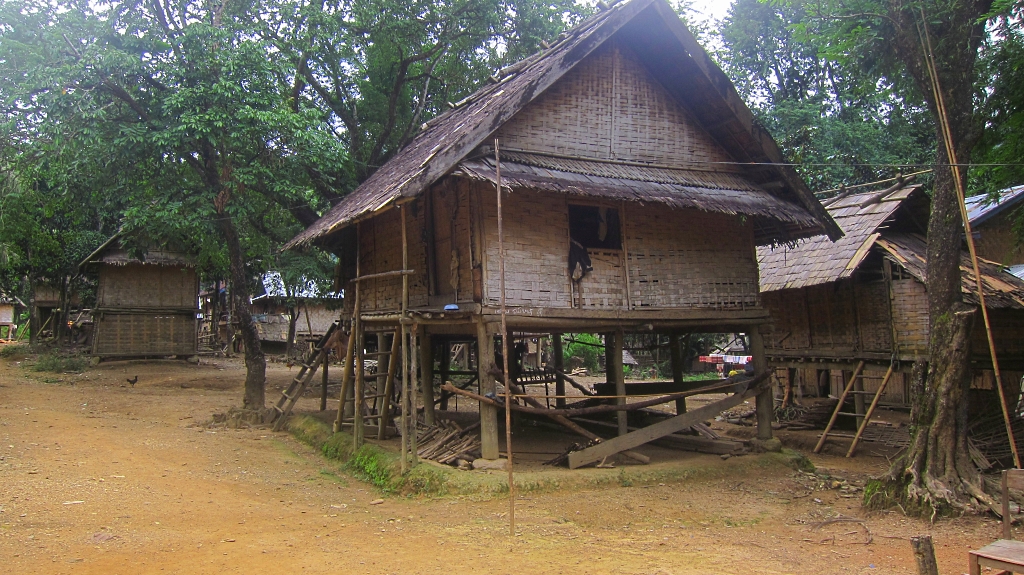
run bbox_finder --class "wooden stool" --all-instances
[970,469,1024,574]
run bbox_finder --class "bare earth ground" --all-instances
[0,354,1006,574]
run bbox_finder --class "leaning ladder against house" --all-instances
[271,322,339,431]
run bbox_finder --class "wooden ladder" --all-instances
[813,360,897,455]
[271,322,339,431]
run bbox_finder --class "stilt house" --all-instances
[251,272,341,346]
[79,236,199,358]
[967,185,1024,268]
[758,182,1024,407]
[285,0,839,465]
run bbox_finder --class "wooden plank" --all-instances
[567,378,766,469]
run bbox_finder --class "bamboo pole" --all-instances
[400,204,411,473]
[353,222,365,449]
[410,323,419,465]
[919,15,1020,468]
[378,329,399,440]
[814,361,866,454]
[495,139,515,535]
[846,362,895,458]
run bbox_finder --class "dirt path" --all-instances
[0,355,1003,574]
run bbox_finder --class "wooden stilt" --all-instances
[608,331,626,436]
[813,360,866,453]
[420,328,435,426]
[552,333,566,409]
[320,352,329,411]
[477,321,499,460]
[353,317,365,448]
[846,363,895,457]
[333,322,356,433]
[400,204,411,473]
[750,327,772,440]
[374,332,387,417]
[439,339,451,411]
[409,324,419,466]
[669,333,686,415]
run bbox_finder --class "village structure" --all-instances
[78,235,199,359]
[250,272,341,350]
[967,185,1024,269]
[282,0,841,467]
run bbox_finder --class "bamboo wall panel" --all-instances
[97,264,197,309]
[358,203,430,311]
[580,250,627,309]
[430,182,475,302]
[494,42,735,169]
[974,310,1024,359]
[480,188,572,308]
[762,290,810,351]
[625,206,758,308]
[975,211,1024,266]
[93,312,196,356]
[854,280,892,353]
[889,278,929,356]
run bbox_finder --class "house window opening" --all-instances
[568,204,621,250]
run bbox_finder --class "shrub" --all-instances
[33,352,87,373]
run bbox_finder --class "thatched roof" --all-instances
[876,233,1024,309]
[286,0,840,250]
[78,235,194,272]
[758,183,923,292]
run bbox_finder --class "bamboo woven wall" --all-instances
[430,180,476,302]
[494,42,736,169]
[855,280,893,352]
[357,202,430,312]
[97,264,197,309]
[481,188,574,308]
[889,278,929,356]
[625,205,759,308]
[975,211,1024,266]
[92,312,196,356]
[478,187,762,310]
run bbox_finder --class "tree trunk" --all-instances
[878,0,993,515]
[218,213,266,411]
[285,306,299,359]
[28,275,39,346]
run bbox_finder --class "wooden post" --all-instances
[400,204,411,472]
[552,333,566,409]
[353,319,365,448]
[910,535,939,575]
[320,352,329,411]
[669,333,686,415]
[750,327,772,440]
[419,327,435,426]
[607,331,626,437]
[439,339,451,410]
[477,321,499,460]
[333,322,356,433]
[374,332,388,416]
[378,330,399,440]
[409,324,419,466]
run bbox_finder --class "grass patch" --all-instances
[32,351,87,373]
[0,344,28,358]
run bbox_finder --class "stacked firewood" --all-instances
[417,420,481,465]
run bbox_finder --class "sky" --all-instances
[689,0,735,22]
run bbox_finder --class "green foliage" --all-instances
[715,0,934,192]
[32,351,87,373]
[0,344,28,358]
[563,333,602,371]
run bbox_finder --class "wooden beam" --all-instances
[669,333,686,415]
[567,378,768,469]
[477,321,500,459]
[553,333,566,409]
[750,327,772,440]
[419,327,435,426]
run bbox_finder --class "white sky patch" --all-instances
[688,0,735,23]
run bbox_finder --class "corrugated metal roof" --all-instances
[965,185,1024,226]
[284,0,839,250]
[757,184,921,291]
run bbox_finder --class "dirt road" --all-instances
[0,355,1001,574]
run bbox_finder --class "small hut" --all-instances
[251,271,341,350]
[966,185,1024,267]
[79,236,198,359]
[758,182,1024,408]
[285,0,839,466]
[0,292,20,341]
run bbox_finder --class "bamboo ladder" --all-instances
[336,326,402,438]
[271,321,340,431]
[813,360,897,456]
